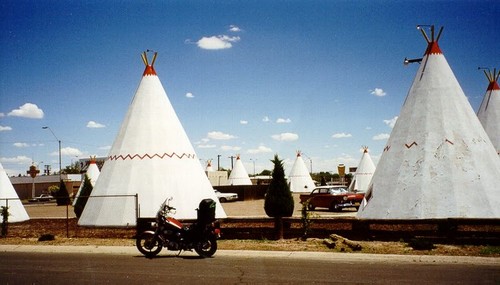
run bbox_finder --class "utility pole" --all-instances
[228,155,235,170]
[217,154,221,171]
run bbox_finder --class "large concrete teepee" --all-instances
[348,147,375,193]
[79,51,226,226]
[477,68,499,155]
[227,155,252,185]
[358,26,500,219]
[0,163,29,222]
[288,151,316,193]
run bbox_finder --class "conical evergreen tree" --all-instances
[74,174,93,218]
[264,154,294,239]
[55,180,71,206]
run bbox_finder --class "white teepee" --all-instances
[73,157,100,206]
[205,160,214,172]
[227,155,252,185]
[0,163,29,222]
[358,26,500,219]
[79,52,226,226]
[477,68,500,155]
[288,151,316,193]
[348,147,375,193]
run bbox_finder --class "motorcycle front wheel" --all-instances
[194,235,217,258]
[136,232,162,258]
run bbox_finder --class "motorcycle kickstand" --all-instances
[176,250,182,257]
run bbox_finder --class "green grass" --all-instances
[479,246,500,255]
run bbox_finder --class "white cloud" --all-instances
[0,155,32,164]
[198,144,217,149]
[240,120,248,125]
[262,116,270,122]
[87,121,106,128]
[0,113,4,117]
[197,35,240,50]
[247,145,273,154]
[229,25,241,32]
[0,125,12,131]
[51,146,83,157]
[332,132,352,139]
[383,116,398,128]
[276,118,291,123]
[13,142,29,148]
[221,145,241,151]
[373,133,390,140]
[8,103,44,119]
[186,92,194,98]
[99,145,111,150]
[271,133,299,141]
[207,131,237,140]
[370,88,387,97]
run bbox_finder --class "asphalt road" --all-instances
[1,248,498,284]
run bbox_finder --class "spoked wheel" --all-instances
[194,235,217,258]
[136,232,162,258]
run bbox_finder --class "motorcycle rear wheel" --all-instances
[136,232,162,258]
[194,235,217,258]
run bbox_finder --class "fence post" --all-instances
[135,193,139,222]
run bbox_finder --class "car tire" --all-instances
[219,198,227,203]
[330,203,341,212]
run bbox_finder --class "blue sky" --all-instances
[1,0,499,176]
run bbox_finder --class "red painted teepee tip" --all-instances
[141,50,157,76]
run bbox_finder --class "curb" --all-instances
[1,245,498,265]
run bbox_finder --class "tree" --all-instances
[259,169,272,176]
[54,180,71,206]
[74,174,93,218]
[62,161,81,174]
[264,154,294,240]
[1,206,9,237]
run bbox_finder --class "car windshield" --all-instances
[329,187,347,194]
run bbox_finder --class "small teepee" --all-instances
[348,147,375,193]
[477,68,500,155]
[288,151,316,193]
[205,160,214,172]
[227,155,252,185]
[358,26,500,219]
[0,163,29,222]
[79,51,226,226]
[73,156,100,206]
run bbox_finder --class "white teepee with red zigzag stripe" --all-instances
[79,51,226,226]
[357,26,500,219]
[477,68,500,155]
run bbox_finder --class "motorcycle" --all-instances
[136,198,221,258]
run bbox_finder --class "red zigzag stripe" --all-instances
[405,142,418,149]
[108,152,196,161]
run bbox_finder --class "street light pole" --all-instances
[42,126,62,181]
[250,158,256,176]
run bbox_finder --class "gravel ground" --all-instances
[22,193,356,219]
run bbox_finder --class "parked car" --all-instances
[214,190,238,203]
[28,194,54,203]
[299,186,364,211]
